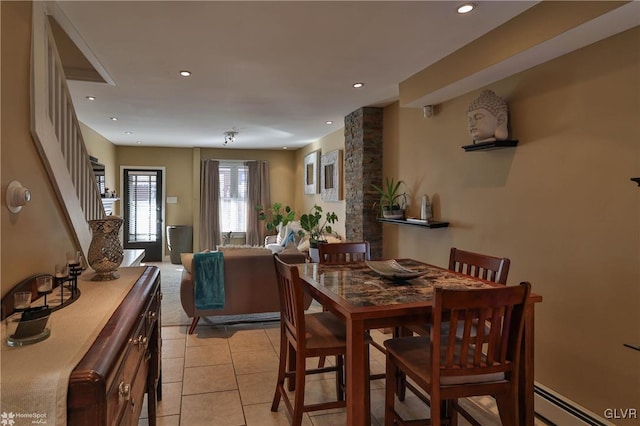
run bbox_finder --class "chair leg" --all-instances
[292,351,307,426]
[188,317,200,334]
[431,396,441,426]
[385,353,398,426]
[395,326,411,400]
[447,399,459,426]
[364,344,372,426]
[287,342,296,391]
[271,329,288,412]
[317,305,329,368]
[336,354,344,401]
[494,393,518,425]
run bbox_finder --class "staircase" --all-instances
[30,3,106,257]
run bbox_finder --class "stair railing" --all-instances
[30,2,105,256]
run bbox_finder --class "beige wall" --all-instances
[294,128,346,239]
[384,28,639,416]
[1,1,78,295]
[117,146,194,228]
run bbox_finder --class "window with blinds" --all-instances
[219,162,247,233]
[126,171,159,242]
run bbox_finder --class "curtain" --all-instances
[245,160,270,246]
[200,159,221,251]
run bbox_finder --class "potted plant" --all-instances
[256,202,297,234]
[299,205,338,262]
[372,177,407,219]
[299,205,338,246]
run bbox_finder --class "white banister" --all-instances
[30,2,105,257]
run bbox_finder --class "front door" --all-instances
[123,168,163,261]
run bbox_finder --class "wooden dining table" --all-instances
[296,259,542,426]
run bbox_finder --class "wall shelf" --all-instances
[378,218,449,228]
[462,140,518,152]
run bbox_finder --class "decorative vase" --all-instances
[88,216,124,281]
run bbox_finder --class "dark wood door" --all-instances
[123,168,163,261]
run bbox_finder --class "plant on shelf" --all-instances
[256,203,298,234]
[299,205,338,248]
[372,177,407,219]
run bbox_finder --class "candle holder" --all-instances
[51,263,82,313]
[36,276,53,306]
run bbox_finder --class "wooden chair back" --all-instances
[431,282,531,393]
[318,241,371,264]
[273,255,306,348]
[449,247,510,284]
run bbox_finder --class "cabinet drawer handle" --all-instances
[119,382,131,401]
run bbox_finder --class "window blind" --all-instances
[126,171,158,242]
[219,162,248,232]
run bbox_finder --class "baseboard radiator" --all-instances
[534,383,614,426]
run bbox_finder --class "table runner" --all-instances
[0,266,145,426]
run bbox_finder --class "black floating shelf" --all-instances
[462,140,518,152]
[631,178,640,187]
[378,218,449,228]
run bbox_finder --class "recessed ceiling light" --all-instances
[110,117,118,121]
[86,96,96,101]
[457,3,475,14]
[125,131,132,135]
[282,146,288,150]
[352,82,364,88]
[136,141,142,144]
[179,70,192,77]
[325,121,334,125]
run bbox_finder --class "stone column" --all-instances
[344,107,383,259]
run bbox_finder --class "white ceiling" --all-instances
[55,1,545,150]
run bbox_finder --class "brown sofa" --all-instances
[180,248,308,334]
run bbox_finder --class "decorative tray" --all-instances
[365,260,428,280]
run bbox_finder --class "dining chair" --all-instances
[316,241,385,376]
[384,282,531,426]
[400,247,512,401]
[318,241,371,264]
[449,247,511,285]
[271,255,372,425]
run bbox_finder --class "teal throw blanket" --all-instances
[194,251,225,310]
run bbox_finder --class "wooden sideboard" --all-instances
[67,266,162,426]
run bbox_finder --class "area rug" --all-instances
[143,260,280,326]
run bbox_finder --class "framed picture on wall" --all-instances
[304,150,320,194]
[321,149,343,201]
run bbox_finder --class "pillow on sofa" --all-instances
[281,229,296,247]
[276,221,302,245]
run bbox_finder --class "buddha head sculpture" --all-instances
[466,90,508,143]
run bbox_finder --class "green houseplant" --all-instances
[299,205,338,248]
[256,203,297,234]
[372,177,407,219]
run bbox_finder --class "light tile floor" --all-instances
[138,319,551,426]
